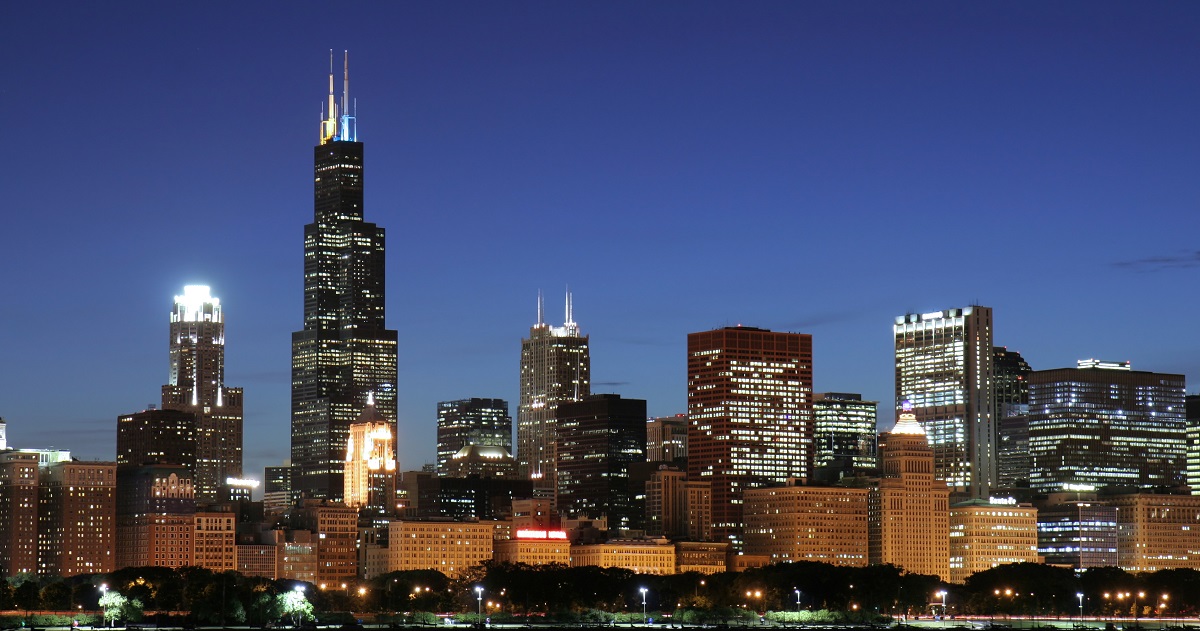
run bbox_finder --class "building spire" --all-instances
[319,50,356,144]
[565,286,574,326]
[320,50,338,144]
[537,290,544,326]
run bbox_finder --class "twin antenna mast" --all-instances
[320,50,357,144]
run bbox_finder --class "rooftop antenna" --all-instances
[320,49,338,144]
[565,286,574,326]
[537,290,544,326]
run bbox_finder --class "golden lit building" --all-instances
[869,406,950,580]
[494,529,571,565]
[744,481,868,566]
[116,465,196,570]
[388,520,495,578]
[193,508,237,571]
[675,541,730,574]
[295,500,359,583]
[38,460,117,576]
[949,499,1039,583]
[1108,492,1200,572]
[343,401,397,516]
[570,539,676,575]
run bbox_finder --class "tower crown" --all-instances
[890,401,926,436]
[320,50,357,145]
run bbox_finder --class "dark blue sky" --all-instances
[4,3,1199,481]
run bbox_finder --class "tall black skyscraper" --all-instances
[291,53,398,501]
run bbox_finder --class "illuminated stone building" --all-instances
[0,451,39,575]
[645,467,712,541]
[1028,361,1186,493]
[894,306,995,497]
[159,285,243,502]
[292,54,398,502]
[1108,491,1200,572]
[646,415,688,464]
[437,398,512,475]
[343,399,397,516]
[570,539,677,574]
[948,498,1039,583]
[812,393,878,477]
[556,394,647,529]
[687,326,813,548]
[115,464,196,569]
[494,529,571,565]
[193,507,237,571]
[868,406,950,581]
[743,481,869,566]
[294,500,359,583]
[388,519,495,578]
[38,460,116,576]
[674,541,729,574]
[517,291,590,491]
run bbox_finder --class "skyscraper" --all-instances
[158,285,242,502]
[687,326,813,548]
[1027,360,1186,492]
[555,394,647,529]
[646,415,688,464]
[436,398,512,476]
[812,393,878,477]
[894,306,995,497]
[517,291,590,490]
[994,347,1033,488]
[292,53,398,501]
[343,398,397,516]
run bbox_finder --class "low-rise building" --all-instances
[494,529,571,565]
[570,539,675,574]
[1109,491,1200,572]
[744,481,868,566]
[675,541,729,574]
[949,498,1040,583]
[388,520,495,578]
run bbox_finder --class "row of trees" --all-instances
[5,562,1200,620]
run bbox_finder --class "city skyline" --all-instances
[4,3,1200,483]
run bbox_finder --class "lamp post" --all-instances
[1077,593,1084,625]
[99,585,108,628]
[475,586,484,619]
[936,590,947,627]
[795,589,801,613]
[641,587,648,625]
[1135,591,1144,629]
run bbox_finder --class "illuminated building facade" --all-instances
[674,541,730,574]
[436,398,511,475]
[494,529,571,565]
[38,461,116,576]
[115,465,196,570]
[1036,495,1117,569]
[895,306,995,496]
[743,481,869,566]
[159,286,243,503]
[294,500,359,583]
[994,347,1033,488]
[1186,395,1200,493]
[868,407,950,581]
[646,415,688,464]
[292,54,398,502]
[0,452,39,575]
[570,539,677,575]
[556,394,647,529]
[687,326,813,548]
[517,291,590,491]
[1027,361,1186,492]
[388,520,495,578]
[116,407,196,469]
[948,498,1039,584]
[644,467,712,541]
[442,444,518,480]
[1108,491,1200,572]
[343,401,397,515]
[193,508,237,571]
[812,393,878,476]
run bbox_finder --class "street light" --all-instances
[1136,591,1145,628]
[1077,592,1084,624]
[475,586,484,618]
[795,589,801,613]
[99,585,108,628]
[640,587,648,625]
[936,590,947,627]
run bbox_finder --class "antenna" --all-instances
[342,50,349,128]
[537,290,544,326]
[565,286,573,326]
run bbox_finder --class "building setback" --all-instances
[1028,361,1186,493]
[556,394,647,529]
[895,306,995,496]
[517,292,590,491]
[292,54,398,502]
[687,326,813,548]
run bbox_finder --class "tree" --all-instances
[99,591,127,626]
[14,581,41,615]
[278,589,315,626]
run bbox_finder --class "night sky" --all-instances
[5,3,1200,483]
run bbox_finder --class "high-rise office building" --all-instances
[895,306,995,497]
[159,285,243,502]
[343,399,397,516]
[1036,494,1118,569]
[687,326,813,548]
[812,393,878,477]
[994,347,1033,488]
[868,405,950,581]
[0,452,40,576]
[556,394,647,529]
[38,460,117,577]
[1027,360,1186,492]
[116,407,197,468]
[517,292,590,490]
[436,398,512,476]
[263,465,293,515]
[644,467,712,541]
[292,54,398,501]
[1187,395,1200,493]
[646,415,688,464]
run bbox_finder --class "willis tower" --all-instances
[291,52,398,502]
